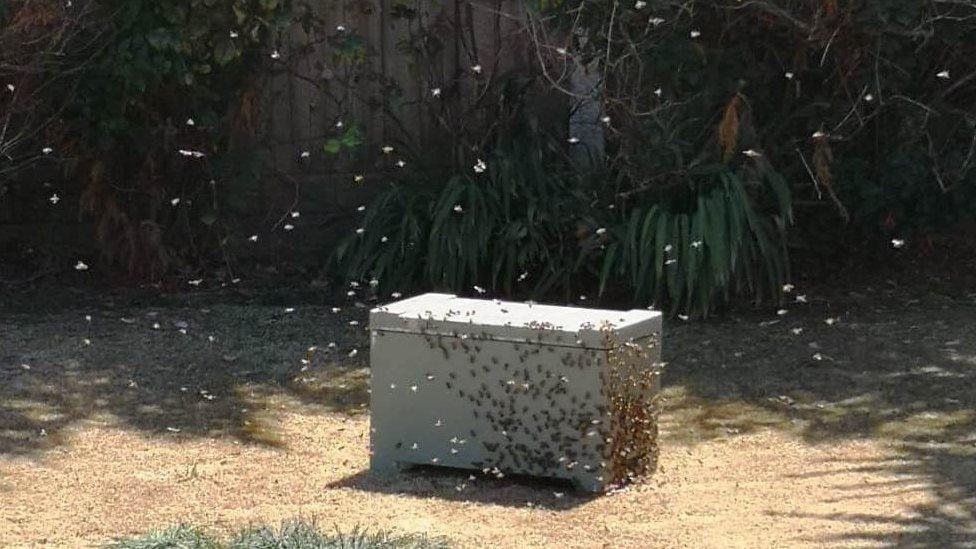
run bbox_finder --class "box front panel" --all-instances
[370,330,610,485]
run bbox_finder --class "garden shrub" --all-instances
[538,0,974,311]
[333,107,600,300]
[5,0,976,314]
[2,0,289,279]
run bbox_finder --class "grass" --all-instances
[107,525,220,549]
[108,521,449,549]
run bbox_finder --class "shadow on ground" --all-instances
[327,465,597,510]
[0,293,371,456]
[661,286,976,547]
[770,453,976,547]
[2,284,974,544]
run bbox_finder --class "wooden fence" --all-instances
[263,0,542,177]
[1,1,601,266]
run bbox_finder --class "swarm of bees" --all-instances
[372,302,662,493]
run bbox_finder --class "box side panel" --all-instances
[602,328,663,485]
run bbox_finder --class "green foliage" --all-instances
[108,521,448,549]
[323,125,363,155]
[108,525,220,549]
[327,30,367,63]
[471,0,971,312]
[603,167,791,317]
[229,522,449,549]
[8,0,975,310]
[331,8,801,315]
[66,0,289,276]
[334,126,595,298]
[78,0,287,149]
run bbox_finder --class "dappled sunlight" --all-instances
[662,292,976,546]
[768,450,976,546]
[944,349,976,367]
[289,366,371,414]
[235,384,288,448]
[660,386,793,443]
[2,287,975,546]
[876,410,976,440]
[0,302,370,458]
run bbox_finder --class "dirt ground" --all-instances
[1,281,975,548]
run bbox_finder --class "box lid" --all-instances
[369,293,661,349]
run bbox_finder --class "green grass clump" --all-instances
[108,525,220,549]
[108,521,449,549]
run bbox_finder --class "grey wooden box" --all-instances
[369,293,662,492]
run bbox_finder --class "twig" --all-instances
[795,147,822,200]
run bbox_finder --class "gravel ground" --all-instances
[1,283,974,547]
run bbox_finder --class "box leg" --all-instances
[569,475,606,494]
[370,458,414,478]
